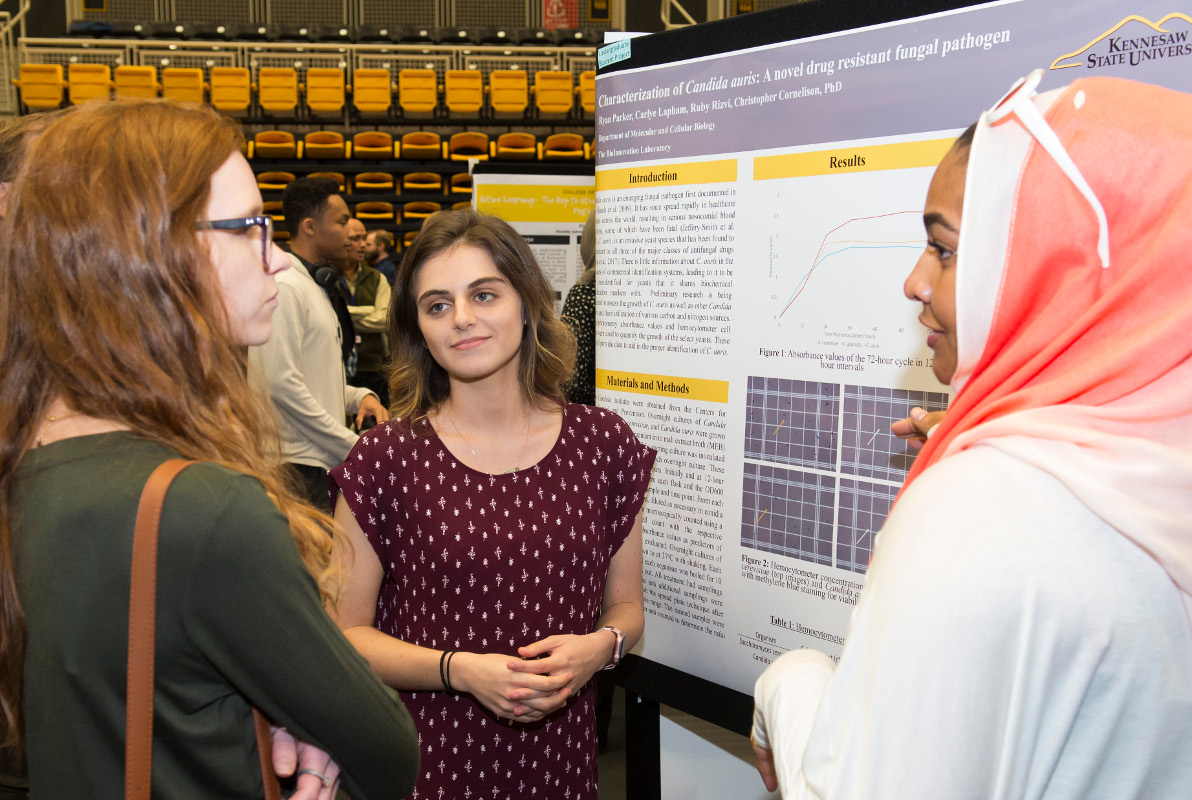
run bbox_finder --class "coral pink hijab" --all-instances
[902,74,1192,601]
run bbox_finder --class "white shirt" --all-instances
[754,445,1192,799]
[249,253,372,470]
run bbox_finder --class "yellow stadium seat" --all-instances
[533,71,573,117]
[541,132,585,161]
[402,172,442,193]
[272,230,291,243]
[494,131,536,160]
[355,201,395,221]
[113,66,159,100]
[353,130,394,159]
[577,70,596,116]
[161,68,206,104]
[398,69,438,118]
[13,64,67,111]
[403,200,440,221]
[351,69,393,117]
[450,173,473,195]
[305,68,345,117]
[253,131,297,159]
[443,69,483,117]
[303,131,345,159]
[447,131,488,161]
[210,67,251,116]
[488,70,528,118]
[400,131,442,160]
[257,67,299,116]
[308,171,346,192]
[67,63,112,105]
[257,171,296,191]
[263,200,285,222]
[452,201,471,211]
[404,230,419,247]
[355,171,394,192]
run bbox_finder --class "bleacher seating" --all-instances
[355,201,395,221]
[403,172,443,193]
[443,70,483,117]
[447,131,489,161]
[256,67,300,116]
[450,173,474,195]
[13,64,66,111]
[257,171,296,191]
[398,69,438,118]
[400,131,442,160]
[353,130,394,159]
[352,69,393,117]
[494,131,537,160]
[534,70,574,117]
[577,71,596,116]
[113,66,158,99]
[305,68,346,117]
[161,68,206,104]
[67,63,112,104]
[542,132,586,160]
[253,131,297,159]
[210,67,251,116]
[303,131,346,159]
[403,201,441,221]
[489,70,529,118]
[355,172,395,192]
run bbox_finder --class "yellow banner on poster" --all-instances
[474,184,594,223]
[597,369,729,403]
[754,138,954,180]
[597,159,737,192]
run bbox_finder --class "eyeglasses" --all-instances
[195,215,275,268]
[985,69,1110,268]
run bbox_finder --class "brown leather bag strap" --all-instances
[126,459,195,799]
[125,460,282,800]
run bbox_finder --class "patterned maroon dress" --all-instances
[331,402,656,800]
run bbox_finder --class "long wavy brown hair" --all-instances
[0,99,341,748]
[388,208,577,422]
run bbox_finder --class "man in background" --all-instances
[338,218,391,408]
[365,228,397,285]
[249,178,386,511]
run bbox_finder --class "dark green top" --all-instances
[14,432,418,799]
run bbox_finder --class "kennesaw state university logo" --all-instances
[1050,12,1192,70]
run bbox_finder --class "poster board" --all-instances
[595,0,1192,698]
[473,164,596,312]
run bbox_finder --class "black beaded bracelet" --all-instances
[439,650,453,692]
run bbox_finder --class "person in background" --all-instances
[365,228,397,286]
[562,209,597,407]
[338,218,391,409]
[330,208,656,800]
[0,98,419,799]
[751,73,1192,797]
[249,178,386,512]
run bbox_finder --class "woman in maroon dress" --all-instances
[331,209,656,799]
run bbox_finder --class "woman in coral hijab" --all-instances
[750,71,1192,798]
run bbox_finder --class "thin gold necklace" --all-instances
[35,411,83,448]
[445,408,529,475]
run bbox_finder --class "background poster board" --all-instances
[595,0,1192,697]
[473,167,596,312]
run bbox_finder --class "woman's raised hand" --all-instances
[450,651,573,723]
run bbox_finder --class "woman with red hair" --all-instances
[751,71,1192,797]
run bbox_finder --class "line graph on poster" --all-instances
[761,165,936,360]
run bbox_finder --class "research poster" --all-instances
[473,171,595,311]
[594,0,1192,694]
